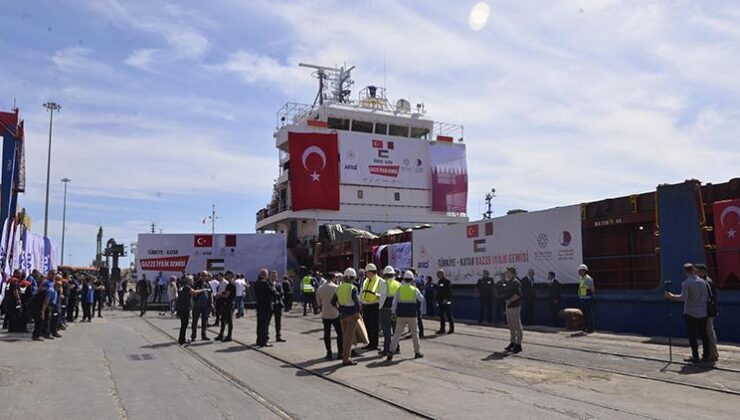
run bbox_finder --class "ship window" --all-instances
[389,124,409,137]
[351,120,373,133]
[357,190,363,199]
[374,123,388,135]
[394,192,401,201]
[327,117,350,131]
[410,127,430,139]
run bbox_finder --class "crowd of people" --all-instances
[1,268,112,340]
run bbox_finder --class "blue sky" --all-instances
[0,0,738,268]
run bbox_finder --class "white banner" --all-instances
[388,242,413,271]
[135,233,286,280]
[339,131,430,188]
[412,205,583,284]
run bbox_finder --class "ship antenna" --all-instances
[299,62,355,106]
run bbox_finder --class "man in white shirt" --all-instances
[234,274,248,318]
[208,273,220,326]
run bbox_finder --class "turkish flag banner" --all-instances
[194,235,213,248]
[288,132,340,211]
[467,224,479,238]
[713,199,740,288]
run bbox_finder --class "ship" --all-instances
[255,64,468,268]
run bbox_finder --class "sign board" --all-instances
[339,131,431,188]
[412,205,583,284]
[135,233,286,280]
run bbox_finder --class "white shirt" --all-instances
[234,279,247,297]
[217,279,228,294]
[208,279,219,296]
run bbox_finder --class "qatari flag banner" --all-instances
[430,143,467,213]
[713,199,740,288]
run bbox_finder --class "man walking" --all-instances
[332,269,361,366]
[234,274,247,318]
[502,268,523,353]
[301,270,317,316]
[520,269,535,325]
[696,264,719,362]
[387,271,425,361]
[282,276,294,311]
[423,276,435,317]
[176,275,205,345]
[577,264,595,333]
[379,266,401,356]
[270,271,286,342]
[191,271,211,342]
[665,263,710,363]
[316,270,343,360]
[215,271,236,342]
[31,280,50,341]
[254,269,275,347]
[153,271,164,303]
[436,269,454,334]
[476,270,495,324]
[547,271,561,327]
[360,264,384,350]
[81,277,94,322]
[136,274,151,316]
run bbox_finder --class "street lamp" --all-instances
[61,177,71,265]
[42,101,61,238]
[483,188,496,219]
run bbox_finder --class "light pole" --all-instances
[43,102,61,238]
[483,188,496,219]
[60,177,71,265]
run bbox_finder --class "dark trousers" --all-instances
[322,317,343,354]
[191,306,209,339]
[94,296,103,317]
[417,309,425,337]
[219,303,234,338]
[214,301,223,325]
[521,298,534,325]
[302,292,315,315]
[274,307,283,339]
[178,311,190,344]
[580,299,594,331]
[66,299,76,322]
[479,297,493,323]
[380,307,395,352]
[362,303,380,348]
[439,302,454,332]
[82,301,92,321]
[684,315,709,360]
[32,311,44,338]
[139,294,149,315]
[425,295,435,316]
[284,294,293,311]
[256,307,273,345]
[153,285,161,303]
[117,290,125,307]
[550,301,560,327]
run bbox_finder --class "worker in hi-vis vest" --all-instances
[360,263,384,350]
[332,268,362,366]
[301,271,318,316]
[387,270,425,361]
[577,264,595,333]
[379,266,402,356]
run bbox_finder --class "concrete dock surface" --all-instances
[1,309,739,420]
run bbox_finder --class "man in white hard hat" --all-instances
[332,268,362,366]
[387,271,425,361]
[379,266,402,356]
[360,263,384,350]
[577,264,595,333]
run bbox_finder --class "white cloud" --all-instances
[123,48,159,70]
[207,51,307,89]
[51,47,122,79]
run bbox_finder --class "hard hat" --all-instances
[578,264,588,271]
[365,263,377,272]
[382,266,396,275]
[403,270,415,280]
[344,268,357,278]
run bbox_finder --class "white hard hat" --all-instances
[382,266,396,275]
[365,263,377,272]
[344,268,357,278]
[403,270,415,280]
[578,264,588,271]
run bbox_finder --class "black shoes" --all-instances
[343,360,358,366]
[435,330,445,335]
[414,352,424,359]
[684,357,700,363]
[512,345,522,354]
[214,335,223,341]
[325,352,333,361]
[276,338,286,342]
[505,343,515,352]
[221,337,232,342]
[202,336,211,341]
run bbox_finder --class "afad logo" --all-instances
[560,231,572,247]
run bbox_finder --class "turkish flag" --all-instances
[713,199,740,288]
[467,224,479,238]
[288,132,339,211]
[372,139,383,149]
[194,235,213,247]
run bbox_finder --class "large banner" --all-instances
[339,131,431,188]
[289,132,340,210]
[713,199,740,288]
[136,233,286,280]
[413,205,582,284]
[430,143,467,213]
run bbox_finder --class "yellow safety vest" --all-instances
[336,283,357,306]
[302,276,315,293]
[398,284,417,302]
[396,283,418,317]
[578,275,592,298]
[386,278,401,297]
[361,275,381,304]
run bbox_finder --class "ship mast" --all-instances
[298,63,355,106]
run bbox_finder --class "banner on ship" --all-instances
[412,205,582,284]
[713,199,740,288]
[288,132,340,211]
[136,233,287,280]
[339,131,431,188]
[430,143,467,213]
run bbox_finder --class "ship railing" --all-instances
[277,102,315,129]
[433,121,464,142]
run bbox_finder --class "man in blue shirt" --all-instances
[155,271,166,303]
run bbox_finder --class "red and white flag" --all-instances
[194,235,213,248]
[288,132,339,211]
[713,199,740,287]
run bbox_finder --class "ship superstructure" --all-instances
[256,64,468,256]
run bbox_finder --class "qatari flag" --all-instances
[430,143,467,213]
